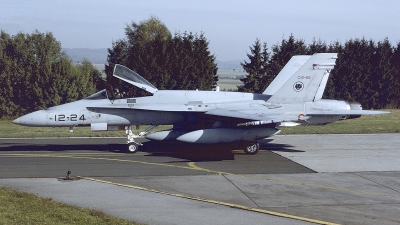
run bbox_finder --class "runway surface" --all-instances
[1,134,400,225]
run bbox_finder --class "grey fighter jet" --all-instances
[13,53,388,154]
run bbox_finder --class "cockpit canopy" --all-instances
[85,65,158,100]
[113,64,158,94]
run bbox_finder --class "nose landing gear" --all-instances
[125,125,159,153]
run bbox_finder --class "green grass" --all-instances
[1,109,398,138]
[217,79,241,91]
[279,109,399,134]
[0,186,141,225]
[216,69,246,78]
[0,122,172,138]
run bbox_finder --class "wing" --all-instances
[205,105,304,125]
[205,108,278,121]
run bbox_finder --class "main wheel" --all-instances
[244,142,259,155]
[127,142,139,153]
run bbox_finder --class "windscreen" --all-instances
[85,89,108,100]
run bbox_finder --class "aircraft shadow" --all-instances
[0,139,304,162]
[0,141,236,162]
[140,141,237,162]
[259,139,305,153]
[0,142,125,152]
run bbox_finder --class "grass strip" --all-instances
[279,109,399,135]
[0,186,141,225]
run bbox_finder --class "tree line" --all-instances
[240,35,400,109]
[105,16,218,98]
[1,18,399,119]
[0,31,103,118]
[0,17,218,119]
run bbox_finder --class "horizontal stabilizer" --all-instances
[306,110,390,115]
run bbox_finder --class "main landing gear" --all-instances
[243,141,260,155]
[124,125,260,155]
[125,125,158,153]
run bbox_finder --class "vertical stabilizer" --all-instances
[262,55,311,95]
[267,53,337,104]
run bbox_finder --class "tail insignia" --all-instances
[293,82,304,92]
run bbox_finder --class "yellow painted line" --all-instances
[187,162,234,175]
[0,152,147,156]
[80,176,340,225]
[232,150,243,153]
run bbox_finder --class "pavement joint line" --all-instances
[80,176,340,225]
[353,172,400,195]
[4,152,400,200]
[221,173,260,207]
[187,162,400,200]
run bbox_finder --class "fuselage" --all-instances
[13,90,272,128]
[13,89,362,129]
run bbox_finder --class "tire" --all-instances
[127,142,139,153]
[244,142,259,155]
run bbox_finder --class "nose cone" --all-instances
[13,110,47,126]
[12,118,21,124]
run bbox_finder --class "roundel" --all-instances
[293,81,304,92]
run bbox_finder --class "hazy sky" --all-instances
[1,0,399,61]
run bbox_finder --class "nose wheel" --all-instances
[127,142,139,153]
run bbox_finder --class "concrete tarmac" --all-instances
[1,134,400,224]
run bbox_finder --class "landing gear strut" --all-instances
[125,125,158,153]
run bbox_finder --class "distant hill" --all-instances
[215,59,244,71]
[63,48,108,64]
[63,48,245,72]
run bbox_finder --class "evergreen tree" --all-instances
[269,34,308,78]
[238,34,399,109]
[328,38,376,108]
[390,42,400,108]
[238,39,270,93]
[324,38,400,109]
[371,38,395,109]
[323,41,343,99]
[307,38,328,54]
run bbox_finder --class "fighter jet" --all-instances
[13,53,388,154]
